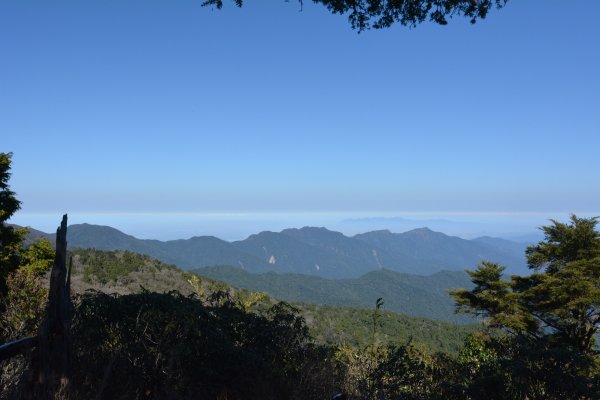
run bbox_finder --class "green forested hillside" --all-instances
[194,265,474,323]
[67,248,476,352]
[302,304,476,353]
[69,248,229,296]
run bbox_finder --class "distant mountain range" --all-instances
[21,223,530,278]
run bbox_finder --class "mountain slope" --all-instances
[232,227,408,277]
[232,230,353,277]
[68,248,477,353]
[280,226,421,274]
[194,265,474,324]
[66,224,267,270]
[471,236,531,274]
[355,228,528,274]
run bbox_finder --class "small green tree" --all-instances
[1,239,55,340]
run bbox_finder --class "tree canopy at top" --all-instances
[202,0,509,31]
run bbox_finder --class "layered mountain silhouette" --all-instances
[23,223,529,278]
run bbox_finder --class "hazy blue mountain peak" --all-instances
[357,229,393,236]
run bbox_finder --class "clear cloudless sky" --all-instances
[1,0,599,239]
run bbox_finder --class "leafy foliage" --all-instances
[19,238,54,275]
[0,236,55,397]
[1,238,55,340]
[201,0,508,31]
[1,269,48,340]
[76,248,178,285]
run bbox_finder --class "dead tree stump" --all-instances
[22,214,73,399]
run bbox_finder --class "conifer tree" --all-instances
[451,215,600,398]
[0,152,26,297]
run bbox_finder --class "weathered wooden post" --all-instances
[23,214,73,399]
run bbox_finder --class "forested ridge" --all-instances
[70,248,477,353]
[194,265,474,323]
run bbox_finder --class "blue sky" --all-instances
[2,1,599,239]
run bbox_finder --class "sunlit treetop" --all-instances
[202,0,509,31]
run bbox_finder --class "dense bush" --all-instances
[69,290,337,400]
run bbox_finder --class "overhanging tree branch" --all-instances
[201,0,508,31]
